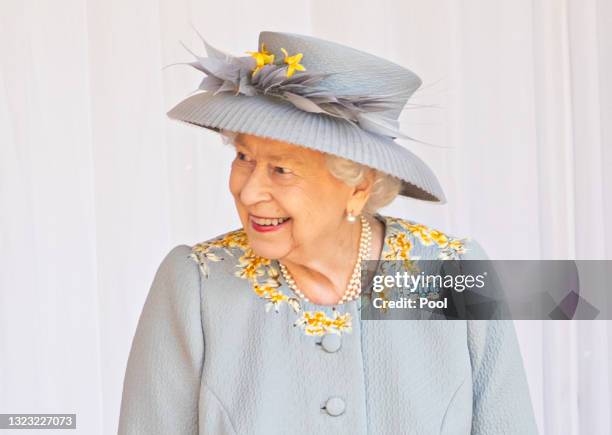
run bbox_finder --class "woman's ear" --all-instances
[346,169,376,215]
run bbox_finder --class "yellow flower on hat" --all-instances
[246,43,275,77]
[280,48,306,77]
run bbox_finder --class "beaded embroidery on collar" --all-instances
[189,215,471,337]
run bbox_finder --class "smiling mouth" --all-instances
[249,215,291,232]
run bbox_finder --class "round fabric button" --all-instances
[321,333,342,353]
[324,397,346,416]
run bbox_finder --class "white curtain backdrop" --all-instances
[1,0,610,433]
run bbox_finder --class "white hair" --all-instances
[219,129,401,214]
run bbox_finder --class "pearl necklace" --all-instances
[278,215,372,305]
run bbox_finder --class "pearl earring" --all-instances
[346,211,357,223]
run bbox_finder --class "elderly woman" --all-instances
[118,31,538,434]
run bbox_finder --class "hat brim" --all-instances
[167,92,446,203]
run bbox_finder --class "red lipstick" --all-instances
[249,215,291,233]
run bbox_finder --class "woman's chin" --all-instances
[243,233,288,258]
[248,242,290,260]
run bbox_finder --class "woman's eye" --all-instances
[236,151,251,162]
[273,166,293,175]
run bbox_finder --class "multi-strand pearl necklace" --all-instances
[278,215,372,305]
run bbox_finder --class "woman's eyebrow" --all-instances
[234,137,250,149]
[268,154,305,166]
[234,139,306,166]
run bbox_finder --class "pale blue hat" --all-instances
[166,30,446,203]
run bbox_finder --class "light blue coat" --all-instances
[118,214,538,434]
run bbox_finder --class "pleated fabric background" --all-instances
[1,0,611,433]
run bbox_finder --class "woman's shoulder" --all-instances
[155,244,199,279]
[189,227,251,278]
[150,228,248,287]
[379,214,489,260]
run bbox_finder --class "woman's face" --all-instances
[229,133,357,260]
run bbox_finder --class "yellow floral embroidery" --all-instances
[264,287,291,312]
[384,216,469,260]
[384,232,413,260]
[190,228,352,336]
[236,249,270,281]
[448,239,467,253]
[294,310,352,336]
[406,223,434,245]
[429,229,449,248]
[438,238,469,260]
[189,216,471,337]
[191,229,251,277]
[252,268,297,313]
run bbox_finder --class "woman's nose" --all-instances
[239,166,272,205]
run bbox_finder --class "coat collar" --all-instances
[190,215,469,337]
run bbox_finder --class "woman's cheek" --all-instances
[228,170,244,198]
[275,186,307,218]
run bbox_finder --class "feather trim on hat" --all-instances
[163,29,419,140]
